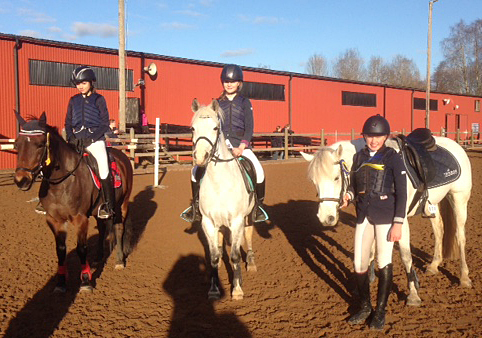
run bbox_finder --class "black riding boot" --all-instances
[370,264,393,331]
[348,271,372,325]
[181,180,201,222]
[98,175,115,219]
[254,180,268,222]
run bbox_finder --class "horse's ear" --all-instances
[14,110,27,126]
[300,151,314,162]
[210,99,220,113]
[191,98,200,113]
[335,145,343,158]
[39,112,47,127]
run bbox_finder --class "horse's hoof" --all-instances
[425,266,439,276]
[460,277,472,288]
[53,286,66,293]
[406,296,422,307]
[80,285,93,293]
[247,264,257,272]
[208,291,220,300]
[114,263,125,270]
[232,290,244,300]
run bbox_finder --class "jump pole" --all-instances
[154,117,160,187]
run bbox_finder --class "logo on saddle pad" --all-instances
[443,168,458,178]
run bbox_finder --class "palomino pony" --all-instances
[301,136,472,306]
[14,112,133,292]
[191,99,257,300]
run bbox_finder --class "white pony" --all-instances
[191,99,256,300]
[301,136,472,306]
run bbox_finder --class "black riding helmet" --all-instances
[362,114,391,135]
[71,66,96,85]
[221,64,243,82]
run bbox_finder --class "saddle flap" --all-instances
[239,157,256,193]
[397,134,436,185]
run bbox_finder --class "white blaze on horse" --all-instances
[301,135,472,306]
[191,99,257,300]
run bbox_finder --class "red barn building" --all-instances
[1,33,481,169]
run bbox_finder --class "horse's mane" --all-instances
[307,147,336,184]
[191,102,225,125]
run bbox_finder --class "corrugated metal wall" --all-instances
[1,34,482,169]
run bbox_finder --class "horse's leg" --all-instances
[451,192,471,288]
[73,214,93,292]
[218,229,224,260]
[231,218,245,300]
[244,222,257,272]
[114,219,125,270]
[96,219,106,263]
[203,220,221,300]
[426,207,444,276]
[398,220,422,306]
[47,215,68,293]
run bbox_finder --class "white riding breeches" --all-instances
[86,140,109,179]
[353,218,394,273]
[191,141,265,183]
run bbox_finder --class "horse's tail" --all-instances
[440,196,460,260]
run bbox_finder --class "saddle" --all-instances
[395,128,460,216]
[83,149,122,190]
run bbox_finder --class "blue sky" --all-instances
[0,0,480,76]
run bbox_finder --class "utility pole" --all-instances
[425,0,439,129]
[118,0,126,133]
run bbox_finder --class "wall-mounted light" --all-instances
[454,105,460,110]
[135,79,145,87]
[443,98,451,105]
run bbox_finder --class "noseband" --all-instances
[318,159,350,209]
[15,131,50,179]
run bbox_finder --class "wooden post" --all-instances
[129,127,135,169]
[456,129,460,144]
[118,0,126,132]
[321,129,325,147]
[284,128,289,160]
[440,127,444,137]
[154,118,160,187]
[351,128,355,140]
[471,130,475,148]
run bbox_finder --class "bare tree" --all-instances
[333,48,365,81]
[441,20,471,94]
[433,60,464,93]
[305,53,328,76]
[366,56,386,83]
[388,55,422,88]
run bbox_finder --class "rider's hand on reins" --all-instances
[341,193,350,208]
[232,147,244,157]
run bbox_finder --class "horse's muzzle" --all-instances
[14,171,33,191]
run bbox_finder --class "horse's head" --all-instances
[191,98,223,166]
[303,145,349,226]
[13,112,52,191]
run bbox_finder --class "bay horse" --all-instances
[13,112,133,292]
[191,99,256,300]
[301,136,472,306]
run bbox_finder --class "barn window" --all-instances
[240,82,285,101]
[29,60,134,91]
[475,100,480,112]
[413,98,438,111]
[342,91,376,107]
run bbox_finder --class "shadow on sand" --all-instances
[163,254,251,338]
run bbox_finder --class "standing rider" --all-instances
[65,66,115,219]
[342,114,407,330]
[181,64,268,223]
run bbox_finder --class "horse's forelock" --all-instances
[192,104,223,126]
[308,147,337,184]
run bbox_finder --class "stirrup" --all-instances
[180,206,201,223]
[98,203,113,219]
[254,206,269,223]
[35,203,46,215]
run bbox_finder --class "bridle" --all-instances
[15,130,51,181]
[15,129,83,185]
[317,159,350,209]
[192,115,236,164]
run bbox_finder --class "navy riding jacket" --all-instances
[218,94,254,148]
[65,93,110,142]
[348,146,407,225]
